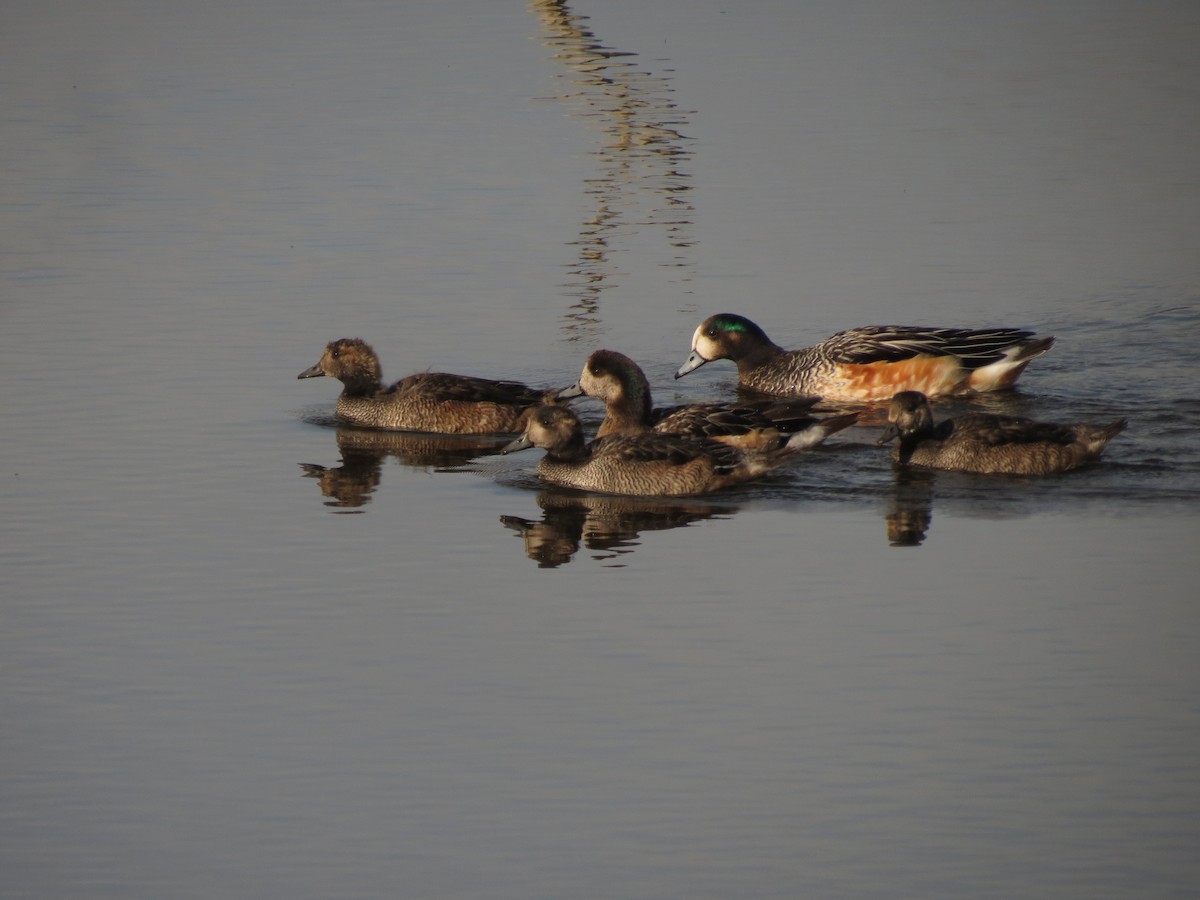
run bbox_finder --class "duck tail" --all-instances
[1014,334,1056,362]
[966,334,1055,391]
[782,411,859,450]
[1084,417,1128,452]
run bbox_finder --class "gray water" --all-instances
[3,1,1199,897]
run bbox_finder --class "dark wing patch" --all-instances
[395,372,543,405]
[601,433,741,472]
[948,414,1077,446]
[651,398,820,438]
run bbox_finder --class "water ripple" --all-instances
[530,0,697,340]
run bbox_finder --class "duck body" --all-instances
[560,349,858,451]
[299,338,544,434]
[676,314,1054,402]
[503,405,802,496]
[878,391,1127,475]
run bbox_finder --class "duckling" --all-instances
[558,349,859,450]
[298,338,545,433]
[502,405,805,496]
[877,391,1127,475]
[676,313,1054,402]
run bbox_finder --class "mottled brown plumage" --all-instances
[298,338,545,433]
[877,391,1127,475]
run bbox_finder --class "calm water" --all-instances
[3,1,1198,897]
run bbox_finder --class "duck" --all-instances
[557,349,859,450]
[298,338,546,433]
[675,313,1054,402]
[502,404,806,496]
[876,391,1127,475]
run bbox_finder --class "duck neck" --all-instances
[736,339,786,376]
[895,412,937,462]
[601,374,653,435]
[338,369,383,397]
[895,436,919,465]
[545,429,592,463]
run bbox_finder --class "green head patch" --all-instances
[717,317,749,333]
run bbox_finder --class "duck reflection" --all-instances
[299,426,511,511]
[530,0,695,339]
[501,489,728,567]
[884,467,935,546]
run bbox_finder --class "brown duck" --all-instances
[503,404,809,496]
[877,391,1127,475]
[298,338,545,433]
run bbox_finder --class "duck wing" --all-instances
[821,326,1039,366]
[598,433,744,473]
[393,372,543,405]
[947,414,1078,446]
[651,397,821,439]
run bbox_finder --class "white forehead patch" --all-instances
[692,323,724,359]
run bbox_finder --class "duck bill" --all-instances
[674,350,708,379]
[500,434,534,455]
[297,363,325,379]
[876,423,900,445]
[555,383,585,400]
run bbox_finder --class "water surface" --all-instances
[2,1,1198,897]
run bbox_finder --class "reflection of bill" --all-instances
[530,0,696,338]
